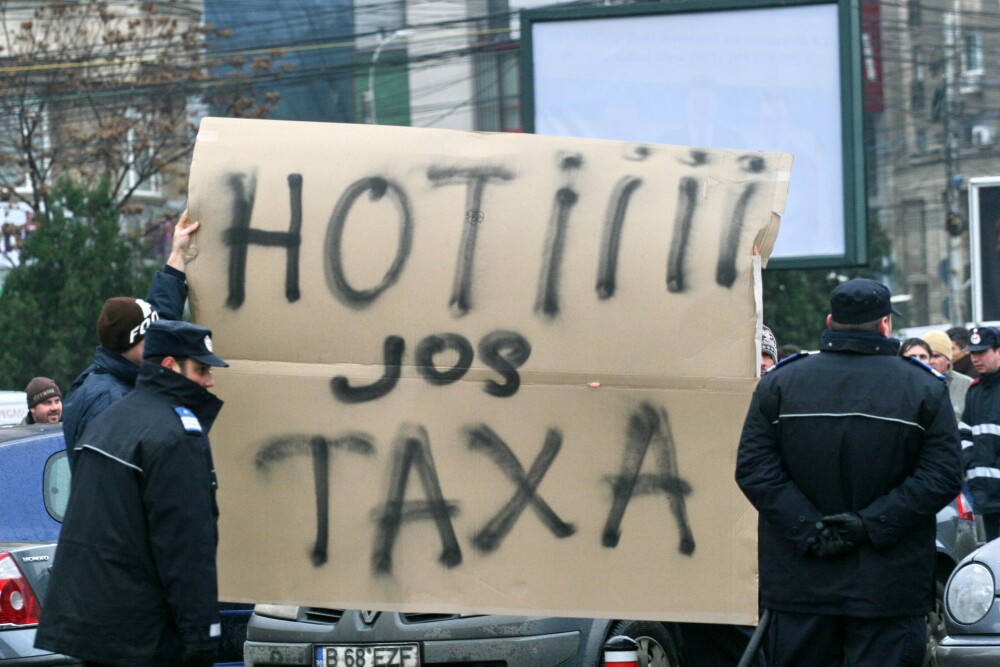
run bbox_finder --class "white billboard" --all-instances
[522,0,866,268]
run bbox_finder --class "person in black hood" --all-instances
[736,278,961,667]
[36,320,229,667]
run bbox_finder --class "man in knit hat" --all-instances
[760,324,778,376]
[923,329,973,420]
[61,210,200,466]
[18,377,62,425]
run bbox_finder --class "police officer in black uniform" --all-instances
[36,320,228,667]
[736,278,961,667]
[960,325,1000,539]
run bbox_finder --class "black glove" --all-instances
[822,512,869,547]
[806,521,854,558]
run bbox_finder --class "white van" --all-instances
[0,391,27,425]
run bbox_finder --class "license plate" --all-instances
[315,643,420,667]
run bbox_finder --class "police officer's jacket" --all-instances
[736,330,961,617]
[62,265,188,466]
[35,362,223,666]
[961,370,1000,512]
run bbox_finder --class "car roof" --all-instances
[0,422,64,445]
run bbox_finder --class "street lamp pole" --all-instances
[367,28,413,125]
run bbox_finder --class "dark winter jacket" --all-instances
[736,329,961,617]
[35,362,224,666]
[955,353,979,379]
[961,370,1000,512]
[62,265,187,465]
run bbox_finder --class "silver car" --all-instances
[245,609,682,667]
[937,535,1000,664]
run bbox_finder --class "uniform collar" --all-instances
[819,329,901,356]
[135,362,224,432]
[978,369,1000,387]
[93,346,140,384]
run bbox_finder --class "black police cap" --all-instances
[142,320,229,367]
[829,278,900,325]
[967,326,1000,352]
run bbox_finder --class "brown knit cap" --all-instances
[96,297,159,352]
[25,377,61,408]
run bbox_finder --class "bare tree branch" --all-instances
[0,1,283,212]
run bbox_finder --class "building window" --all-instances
[962,32,984,75]
[473,43,520,132]
[911,49,925,110]
[907,0,921,27]
[911,80,925,111]
[353,46,411,127]
[901,199,927,276]
[911,280,929,325]
[965,121,994,148]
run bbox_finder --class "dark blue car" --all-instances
[0,423,249,666]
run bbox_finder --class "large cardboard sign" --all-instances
[186,117,791,624]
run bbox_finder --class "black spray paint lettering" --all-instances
[255,432,376,566]
[666,154,770,293]
[595,176,644,300]
[680,149,710,167]
[426,166,515,317]
[223,172,302,309]
[477,330,531,398]
[222,172,254,309]
[715,156,765,288]
[602,402,695,556]
[465,424,575,553]
[324,177,414,308]
[222,153,770,310]
[622,144,652,162]
[330,335,405,403]
[666,178,699,294]
[371,423,462,575]
[535,154,582,317]
[256,404,692,570]
[330,331,530,403]
[415,334,473,386]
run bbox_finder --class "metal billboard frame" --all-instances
[520,0,868,269]
[969,176,1000,324]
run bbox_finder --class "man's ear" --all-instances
[825,314,833,329]
[161,355,178,371]
[878,316,892,337]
